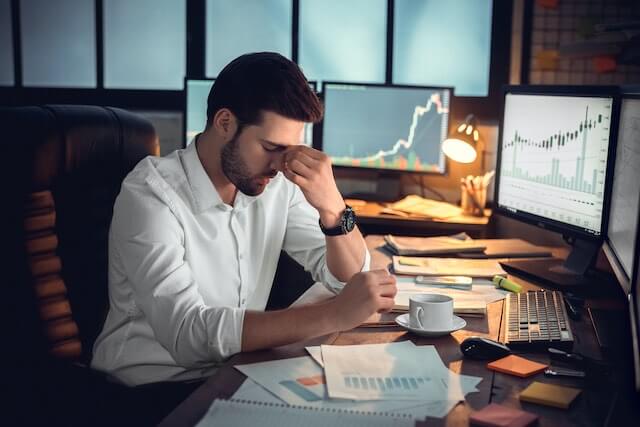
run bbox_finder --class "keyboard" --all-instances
[502,290,574,351]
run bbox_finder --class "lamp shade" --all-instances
[442,114,479,164]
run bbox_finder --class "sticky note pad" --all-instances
[470,403,539,427]
[519,381,581,409]
[487,355,548,378]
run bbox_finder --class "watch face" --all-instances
[343,207,356,232]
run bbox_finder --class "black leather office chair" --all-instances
[2,105,159,426]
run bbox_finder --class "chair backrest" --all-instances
[3,105,159,366]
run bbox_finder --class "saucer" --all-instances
[395,313,466,337]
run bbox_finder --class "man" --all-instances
[92,52,397,389]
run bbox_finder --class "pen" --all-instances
[492,275,522,293]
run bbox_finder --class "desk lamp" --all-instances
[442,114,481,165]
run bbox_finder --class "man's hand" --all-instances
[280,146,345,227]
[328,270,397,331]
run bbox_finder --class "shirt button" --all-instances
[241,298,246,305]
[239,253,244,260]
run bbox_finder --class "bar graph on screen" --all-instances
[322,84,450,173]
[498,93,612,233]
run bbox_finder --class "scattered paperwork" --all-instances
[387,195,463,219]
[393,276,508,314]
[234,342,481,420]
[384,234,486,256]
[393,256,507,277]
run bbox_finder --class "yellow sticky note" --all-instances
[520,381,581,409]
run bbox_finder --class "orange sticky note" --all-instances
[593,55,617,73]
[519,381,581,409]
[487,355,548,378]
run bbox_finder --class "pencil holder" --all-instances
[461,185,486,217]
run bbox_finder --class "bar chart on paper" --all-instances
[498,94,613,233]
[344,375,435,392]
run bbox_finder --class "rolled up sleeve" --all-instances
[282,186,370,294]
[111,175,243,367]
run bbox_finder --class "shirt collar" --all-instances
[183,136,226,213]
[183,136,261,213]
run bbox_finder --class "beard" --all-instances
[221,132,277,196]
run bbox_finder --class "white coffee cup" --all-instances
[409,294,454,331]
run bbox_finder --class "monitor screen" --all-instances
[496,90,616,238]
[186,79,215,145]
[321,83,451,173]
[633,206,640,392]
[607,97,640,283]
[185,79,316,147]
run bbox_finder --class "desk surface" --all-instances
[160,236,624,427]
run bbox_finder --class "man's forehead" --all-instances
[254,111,305,145]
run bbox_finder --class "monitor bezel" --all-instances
[183,78,318,148]
[604,93,640,294]
[319,81,454,176]
[494,84,620,242]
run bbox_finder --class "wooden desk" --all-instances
[352,201,491,238]
[160,236,625,427]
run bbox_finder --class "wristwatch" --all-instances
[319,205,356,236]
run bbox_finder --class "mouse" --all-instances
[460,336,511,360]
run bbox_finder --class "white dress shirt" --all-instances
[91,141,370,386]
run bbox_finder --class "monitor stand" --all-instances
[344,172,402,202]
[500,238,601,288]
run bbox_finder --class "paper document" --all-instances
[235,343,481,419]
[393,277,508,314]
[196,398,415,427]
[388,195,463,219]
[393,256,506,277]
[322,341,463,401]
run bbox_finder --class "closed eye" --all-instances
[263,145,282,153]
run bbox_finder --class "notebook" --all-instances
[393,256,507,278]
[519,381,581,409]
[195,398,414,427]
[486,355,548,378]
[384,234,486,256]
[469,403,538,427]
[458,238,553,259]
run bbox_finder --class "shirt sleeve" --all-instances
[282,185,370,294]
[110,169,244,368]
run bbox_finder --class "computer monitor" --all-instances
[185,78,215,145]
[603,94,640,294]
[631,207,640,393]
[320,83,451,198]
[184,78,316,147]
[494,86,619,288]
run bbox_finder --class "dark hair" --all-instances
[206,52,323,129]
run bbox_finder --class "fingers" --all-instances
[286,157,313,179]
[287,145,325,161]
[378,283,398,298]
[376,296,396,313]
[369,269,396,285]
[282,166,309,187]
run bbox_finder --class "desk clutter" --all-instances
[384,234,553,259]
[196,341,482,425]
